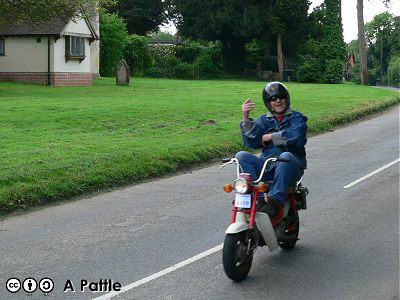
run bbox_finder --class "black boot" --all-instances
[258,197,281,217]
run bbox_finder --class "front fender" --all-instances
[255,212,278,251]
[225,222,249,234]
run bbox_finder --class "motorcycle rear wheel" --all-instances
[222,231,253,281]
[279,209,299,250]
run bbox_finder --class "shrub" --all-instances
[175,62,196,79]
[147,41,223,79]
[175,43,202,64]
[321,59,344,83]
[368,68,378,86]
[295,56,321,83]
[100,12,129,77]
[145,67,164,78]
[196,52,218,79]
[124,35,153,74]
[387,55,400,86]
[196,43,223,79]
[150,45,178,77]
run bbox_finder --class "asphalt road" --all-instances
[1,106,399,300]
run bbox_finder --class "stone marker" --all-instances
[116,59,131,85]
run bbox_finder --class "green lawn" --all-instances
[0,78,398,213]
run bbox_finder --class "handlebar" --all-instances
[220,156,289,183]
[276,158,289,163]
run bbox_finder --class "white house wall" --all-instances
[0,37,52,72]
[63,18,92,36]
[89,12,100,76]
[90,40,100,75]
[53,36,91,72]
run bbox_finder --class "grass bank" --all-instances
[0,78,398,213]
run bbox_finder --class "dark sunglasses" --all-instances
[269,96,286,102]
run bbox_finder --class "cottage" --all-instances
[0,14,99,86]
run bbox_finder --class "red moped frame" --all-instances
[230,185,298,228]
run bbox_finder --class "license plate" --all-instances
[235,193,252,208]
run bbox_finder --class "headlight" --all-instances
[234,178,249,194]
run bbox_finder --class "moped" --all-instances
[219,157,308,281]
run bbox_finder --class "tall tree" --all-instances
[357,0,369,84]
[296,1,346,83]
[267,0,309,80]
[318,0,346,82]
[109,0,166,35]
[168,0,268,73]
[365,12,398,80]
[168,0,309,75]
[0,0,113,25]
[100,12,129,76]
[356,0,392,85]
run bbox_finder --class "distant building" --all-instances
[0,13,99,86]
[147,38,186,46]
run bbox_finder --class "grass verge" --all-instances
[0,78,398,214]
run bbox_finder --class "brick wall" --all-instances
[52,73,93,86]
[0,72,93,86]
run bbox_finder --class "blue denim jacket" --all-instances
[240,108,308,170]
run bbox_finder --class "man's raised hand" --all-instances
[242,98,255,121]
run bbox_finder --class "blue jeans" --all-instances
[235,151,304,203]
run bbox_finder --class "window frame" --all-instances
[65,35,86,62]
[0,38,5,56]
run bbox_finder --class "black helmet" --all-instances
[262,81,290,112]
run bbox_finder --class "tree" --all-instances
[318,0,346,83]
[356,0,392,85]
[100,12,129,77]
[168,0,309,75]
[357,0,369,84]
[0,0,114,25]
[123,34,153,74]
[168,0,267,73]
[365,12,397,81]
[108,0,166,35]
[266,0,310,80]
[295,1,345,83]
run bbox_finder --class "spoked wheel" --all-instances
[222,231,254,281]
[279,208,300,250]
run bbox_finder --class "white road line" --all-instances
[343,158,400,189]
[92,243,223,300]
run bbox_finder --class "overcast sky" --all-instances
[160,0,399,43]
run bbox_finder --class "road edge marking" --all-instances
[343,158,399,189]
[91,243,223,300]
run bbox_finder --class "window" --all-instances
[0,38,5,56]
[65,36,85,62]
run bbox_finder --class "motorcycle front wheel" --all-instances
[222,231,253,282]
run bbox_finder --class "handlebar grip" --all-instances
[277,158,289,162]
[222,158,232,163]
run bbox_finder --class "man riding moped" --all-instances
[236,81,308,219]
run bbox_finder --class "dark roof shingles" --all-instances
[0,17,68,36]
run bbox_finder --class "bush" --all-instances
[387,55,400,86]
[175,43,202,64]
[147,41,223,79]
[175,62,196,79]
[124,35,153,74]
[100,12,129,77]
[145,67,164,78]
[321,59,344,83]
[368,68,378,86]
[294,56,321,83]
[196,43,223,79]
[150,45,178,77]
